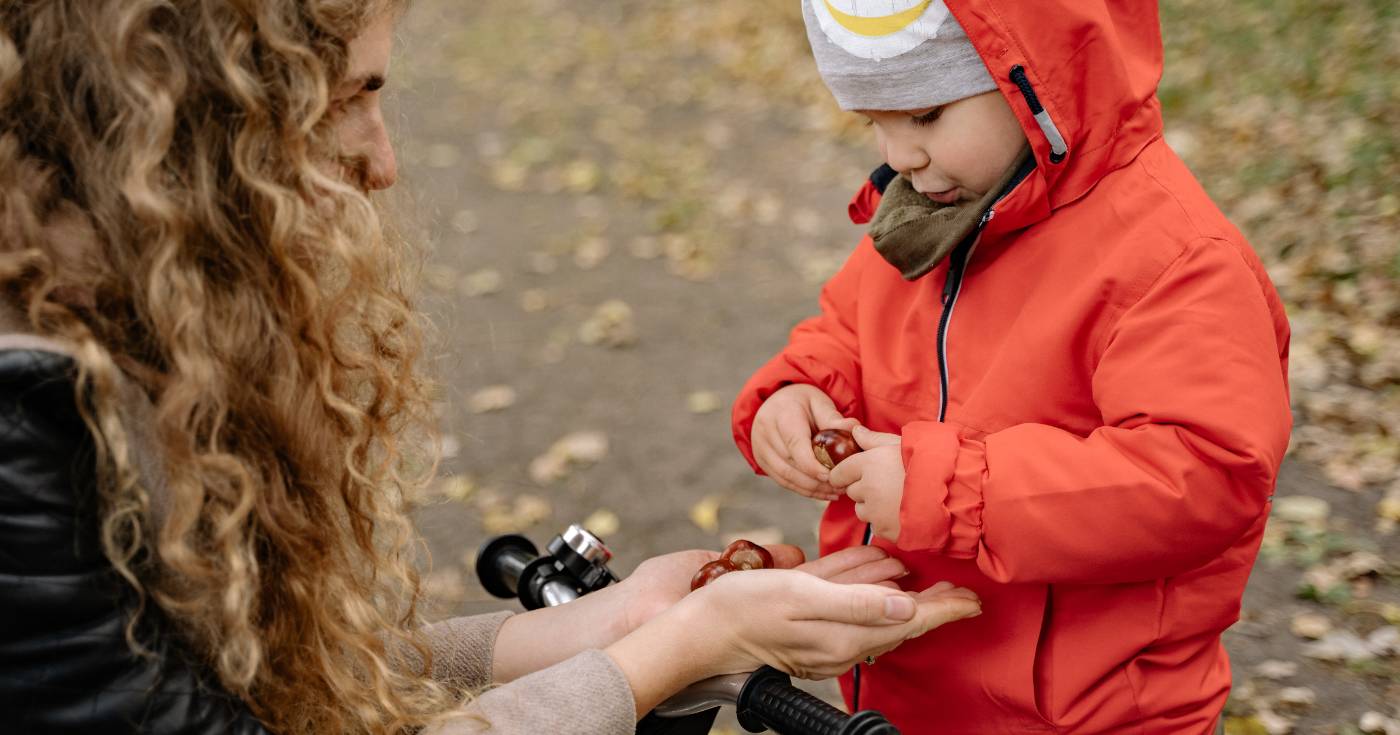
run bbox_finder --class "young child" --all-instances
[730,1,1292,733]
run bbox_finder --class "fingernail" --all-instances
[884,595,915,621]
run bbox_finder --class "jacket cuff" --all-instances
[731,352,862,473]
[896,422,985,558]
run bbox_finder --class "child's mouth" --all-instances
[922,187,960,204]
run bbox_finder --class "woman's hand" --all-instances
[606,569,979,715]
[751,384,859,500]
[617,545,909,638]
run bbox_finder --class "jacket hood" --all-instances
[944,0,1166,233]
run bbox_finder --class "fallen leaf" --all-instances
[528,451,569,485]
[687,390,722,414]
[424,263,460,293]
[1300,629,1375,662]
[1274,687,1315,710]
[583,509,621,538]
[1366,625,1399,656]
[555,430,610,464]
[1289,612,1332,639]
[578,299,638,348]
[1224,716,1270,735]
[1272,496,1330,525]
[1359,711,1400,734]
[573,236,611,269]
[690,495,721,533]
[519,288,551,313]
[528,431,610,484]
[1252,660,1298,680]
[460,268,504,297]
[468,385,518,414]
[563,159,603,194]
[440,475,476,502]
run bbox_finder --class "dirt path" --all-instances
[391,2,1399,732]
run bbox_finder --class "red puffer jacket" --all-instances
[731,1,1291,733]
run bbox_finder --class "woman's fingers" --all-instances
[790,578,919,626]
[821,554,907,586]
[764,544,807,569]
[795,545,888,579]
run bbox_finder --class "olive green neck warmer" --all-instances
[869,150,1031,280]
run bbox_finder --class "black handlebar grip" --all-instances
[736,667,900,735]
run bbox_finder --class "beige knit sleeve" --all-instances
[416,611,516,690]
[422,649,636,735]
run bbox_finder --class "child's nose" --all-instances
[884,134,931,176]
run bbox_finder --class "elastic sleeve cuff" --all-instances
[896,422,986,557]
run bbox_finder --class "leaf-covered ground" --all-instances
[389,2,1399,732]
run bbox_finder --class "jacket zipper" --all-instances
[851,207,994,710]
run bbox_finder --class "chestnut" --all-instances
[812,429,860,470]
[690,559,738,591]
[721,539,774,571]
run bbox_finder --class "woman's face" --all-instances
[329,12,397,191]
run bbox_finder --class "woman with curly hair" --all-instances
[0,1,982,733]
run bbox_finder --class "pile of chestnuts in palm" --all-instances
[689,539,775,591]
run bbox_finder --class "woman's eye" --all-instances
[911,108,943,127]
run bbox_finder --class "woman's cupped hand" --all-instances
[617,544,912,637]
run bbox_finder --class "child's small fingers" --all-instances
[785,433,831,482]
[767,456,822,494]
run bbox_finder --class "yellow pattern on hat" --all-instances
[823,0,933,37]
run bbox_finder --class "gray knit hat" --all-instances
[802,0,997,111]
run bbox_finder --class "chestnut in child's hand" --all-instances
[812,429,860,470]
[690,559,738,591]
[720,539,774,571]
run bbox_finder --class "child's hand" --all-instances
[828,426,905,542]
[751,384,858,501]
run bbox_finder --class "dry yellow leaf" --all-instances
[583,509,621,538]
[439,475,476,502]
[689,495,721,533]
[687,390,722,414]
[468,385,518,414]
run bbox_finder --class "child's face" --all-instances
[860,91,1029,205]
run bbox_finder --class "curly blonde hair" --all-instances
[0,0,461,732]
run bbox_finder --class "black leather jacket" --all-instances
[0,348,270,734]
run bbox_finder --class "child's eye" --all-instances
[911,108,943,127]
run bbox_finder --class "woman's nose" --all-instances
[363,111,398,191]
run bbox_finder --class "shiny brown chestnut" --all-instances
[721,539,774,571]
[812,429,860,470]
[689,559,738,591]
